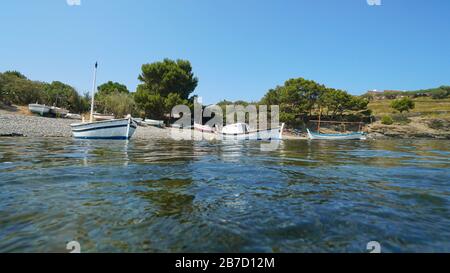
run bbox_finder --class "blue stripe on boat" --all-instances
[74,136,130,140]
[71,124,136,132]
[310,132,364,137]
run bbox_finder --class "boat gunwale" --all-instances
[70,118,133,128]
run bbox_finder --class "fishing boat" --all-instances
[92,113,115,121]
[28,104,51,116]
[50,106,69,117]
[307,129,366,140]
[71,117,137,140]
[65,113,82,120]
[70,62,137,140]
[218,123,285,140]
[144,119,164,128]
[194,123,215,133]
[133,118,164,127]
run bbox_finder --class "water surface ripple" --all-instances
[0,138,449,252]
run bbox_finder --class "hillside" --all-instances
[369,97,450,118]
[367,97,450,139]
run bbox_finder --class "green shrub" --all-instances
[381,115,394,125]
[98,92,136,118]
[431,90,449,100]
[428,119,446,130]
[391,114,411,125]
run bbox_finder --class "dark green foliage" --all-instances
[0,71,46,105]
[0,71,90,114]
[259,77,370,126]
[135,59,197,119]
[97,81,129,97]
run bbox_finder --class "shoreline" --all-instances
[1,109,449,140]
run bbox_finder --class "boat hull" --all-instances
[218,126,284,141]
[194,123,215,133]
[28,104,51,116]
[307,129,366,140]
[50,107,69,117]
[71,118,137,140]
[93,114,115,121]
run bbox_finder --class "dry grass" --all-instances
[369,98,450,119]
[0,104,34,116]
[17,105,34,116]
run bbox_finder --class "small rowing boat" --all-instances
[70,62,137,140]
[307,129,366,140]
[218,123,285,140]
[71,117,137,140]
[50,106,69,117]
[28,104,51,116]
[194,123,215,133]
[93,113,115,121]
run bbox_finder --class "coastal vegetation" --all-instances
[381,116,394,125]
[259,77,370,127]
[94,81,136,118]
[134,59,197,120]
[369,97,450,119]
[390,97,415,113]
[0,71,90,113]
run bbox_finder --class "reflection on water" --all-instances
[0,138,449,252]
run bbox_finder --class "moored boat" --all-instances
[50,106,69,117]
[93,113,115,121]
[194,123,215,133]
[70,62,137,140]
[66,113,82,120]
[71,118,137,139]
[218,123,285,140]
[144,119,164,128]
[28,104,51,116]
[307,129,366,140]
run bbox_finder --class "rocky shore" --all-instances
[366,117,450,139]
[1,109,449,140]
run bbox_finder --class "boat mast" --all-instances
[89,62,98,123]
[317,106,322,133]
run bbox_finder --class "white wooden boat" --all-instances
[93,113,115,121]
[50,106,69,117]
[218,123,285,140]
[70,62,137,140]
[28,104,51,116]
[144,119,164,127]
[194,123,215,133]
[307,129,366,140]
[66,113,82,120]
[71,118,137,140]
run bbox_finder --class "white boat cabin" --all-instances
[222,123,249,135]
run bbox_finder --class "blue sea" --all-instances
[0,138,449,252]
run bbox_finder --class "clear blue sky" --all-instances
[1,0,449,104]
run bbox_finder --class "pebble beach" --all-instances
[0,109,171,139]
